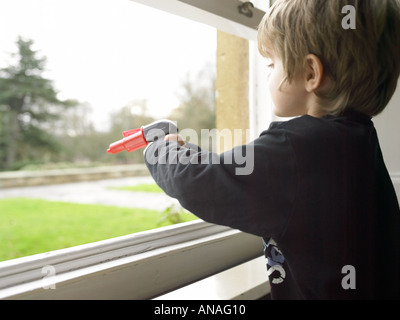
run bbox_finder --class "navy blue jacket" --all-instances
[144,111,400,299]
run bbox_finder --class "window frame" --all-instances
[131,0,265,40]
[0,0,269,299]
[0,220,263,299]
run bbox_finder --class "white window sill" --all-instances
[0,220,263,299]
[154,256,269,300]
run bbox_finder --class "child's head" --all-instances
[258,0,400,117]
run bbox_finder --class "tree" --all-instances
[168,66,216,148]
[0,36,76,170]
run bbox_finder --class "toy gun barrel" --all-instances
[107,119,178,154]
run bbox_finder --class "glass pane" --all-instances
[0,0,216,261]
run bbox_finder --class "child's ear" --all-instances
[303,54,324,92]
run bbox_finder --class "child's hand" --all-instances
[165,134,185,146]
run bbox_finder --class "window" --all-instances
[0,0,272,299]
[0,0,218,261]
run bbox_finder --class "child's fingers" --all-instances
[165,134,185,146]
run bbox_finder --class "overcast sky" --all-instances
[0,0,216,129]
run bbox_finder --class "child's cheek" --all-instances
[268,71,281,110]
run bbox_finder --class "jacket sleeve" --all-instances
[144,128,297,238]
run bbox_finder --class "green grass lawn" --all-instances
[0,198,196,262]
[108,183,163,193]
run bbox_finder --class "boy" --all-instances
[144,0,400,299]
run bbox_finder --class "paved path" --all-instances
[0,176,178,211]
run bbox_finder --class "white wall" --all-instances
[373,81,400,198]
[373,81,400,174]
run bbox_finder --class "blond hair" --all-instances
[258,0,400,117]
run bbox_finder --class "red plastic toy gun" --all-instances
[107,119,178,154]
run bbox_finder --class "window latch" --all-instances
[238,1,254,18]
